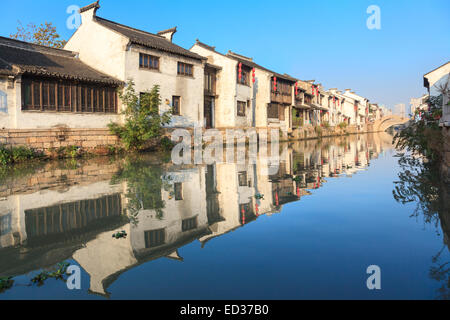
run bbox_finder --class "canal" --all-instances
[0,132,448,300]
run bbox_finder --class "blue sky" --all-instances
[1,0,449,110]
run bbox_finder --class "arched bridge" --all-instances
[373,115,411,132]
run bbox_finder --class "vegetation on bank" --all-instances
[0,145,44,166]
[394,95,445,162]
[392,90,449,299]
[109,81,174,152]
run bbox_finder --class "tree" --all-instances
[10,21,67,48]
[108,81,172,151]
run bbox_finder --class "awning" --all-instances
[294,103,312,110]
[310,103,328,112]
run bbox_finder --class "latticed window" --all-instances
[174,183,183,200]
[145,229,166,248]
[237,101,246,117]
[268,103,279,119]
[182,217,197,232]
[238,171,248,187]
[178,62,193,77]
[21,77,118,114]
[172,96,181,116]
[139,53,159,70]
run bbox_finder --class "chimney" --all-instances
[79,1,100,22]
[157,27,177,42]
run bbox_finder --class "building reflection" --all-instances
[0,133,398,297]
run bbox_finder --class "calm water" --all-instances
[0,132,449,300]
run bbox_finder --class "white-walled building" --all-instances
[423,61,450,126]
[190,40,296,133]
[0,36,122,130]
[65,1,207,129]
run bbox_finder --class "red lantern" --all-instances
[273,77,277,91]
[333,96,336,104]
[295,82,298,95]
[252,68,256,83]
[238,62,242,81]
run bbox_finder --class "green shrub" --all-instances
[12,146,35,162]
[0,145,42,166]
[338,122,348,129]
[109,81,172,151]
[0,147,12,165]
[160,136,174,151]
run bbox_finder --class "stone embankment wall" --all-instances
[0,128,120,155]
[0,124,379,154]
[0,157,122,198]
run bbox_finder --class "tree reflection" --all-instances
[393,152,450,299]
[111,155,173,225]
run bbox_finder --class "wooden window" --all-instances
[178,62,193,77]
[238,171,248,187]
[0,214,11,236]
[24,194,122,239]
[139,53,159,70]
[21,77,118,114]
[182,216,197,232]
[237,65,251,85]
[237,101,246,117]
[174,183,183,200]
[22,81,32,109]
[144,229,166,248]
[172,96,181,116]
[268,103,279,119]
[205,71,215,94]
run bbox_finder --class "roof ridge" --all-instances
[95,16,166,40]
[227,50,253,62]
[79,1,100,13]
[157,27,177,35]
[0,36,77,59]
[195,39,216,52]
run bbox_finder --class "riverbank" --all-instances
[0,124,382,166]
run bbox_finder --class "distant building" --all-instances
[423,61,450,127]
[410,94,429,116]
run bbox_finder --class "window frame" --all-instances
[172,96,181,116]
[237,101,246,117]
[177,62,194,77]
[21,77,118,114]
[139,53,160,71]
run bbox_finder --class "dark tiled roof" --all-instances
[0,59,14,76]
[79,1,100,13]
[0,36,121,85]
[95,17,205,61]
[195,40,217,52]
[227,52,297,83]
[157,27,177,35]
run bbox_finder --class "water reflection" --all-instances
[0,133,406,298]
[393,152,450,299]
